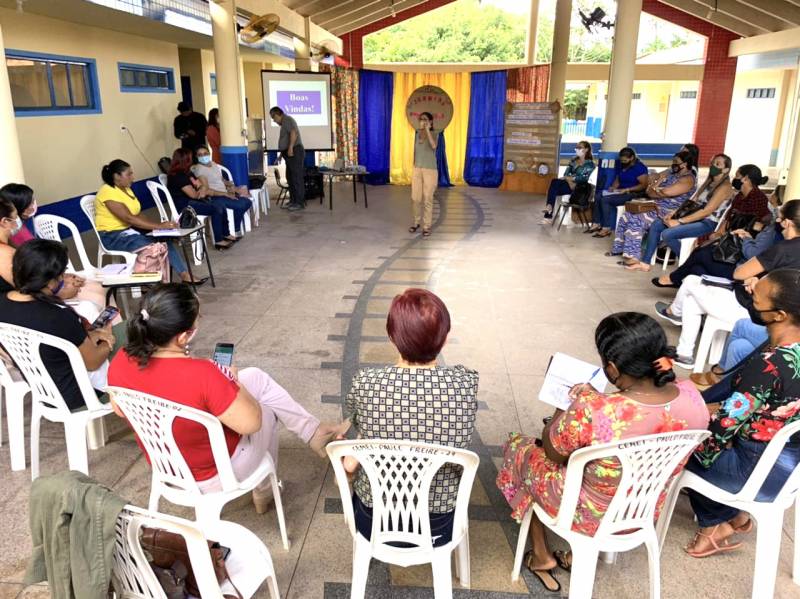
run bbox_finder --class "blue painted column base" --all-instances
[220,145,249,186]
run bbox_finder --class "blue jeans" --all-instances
[593,192,635,230]
[210,194,251,235]
[99,229,187,274]
[545,179,572,213]
[642,218,716,263]
[719,319,768,371]
[352,493,454,547]
[174,198,230,243]
[686,439,800,526]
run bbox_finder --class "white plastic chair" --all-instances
[107,386,289,550]
[326,440,479,599]
[79,195,138,269]
[112,505,280,599]
[692,315,736,374]
[145,180,206,266]
[34,213,100,278]
[0,353,29,471]
[0,323,113,480]
[658,420,800,599]
[511,430,710,599]
[219,164,259,230]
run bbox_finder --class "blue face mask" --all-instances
[198,155,212,165]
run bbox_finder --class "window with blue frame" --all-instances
[5,50,101,116]
[210,73,217,95]
[118,63,175,93]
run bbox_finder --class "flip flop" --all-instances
[584,225,601,234]
[553,549,572,572]
[604,251,622,257]
[524,551,562,593]
[593,230,612,238]
[732,517,753,534]
[690,372,721,387]
[625,262,651,272]
[408,224,420,233]
[685,525,743,558]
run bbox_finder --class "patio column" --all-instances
[548,0,571,103]
[210,0,248,185]
[526,0,540,65]
[294,17,315,72]
[601,0,642,152]
[785,118,800,202]
[0,24,24,185]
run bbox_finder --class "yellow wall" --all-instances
[0,7,181,205]
[724,68,789,169]
[243,62,265,119]
[200,49,217,116]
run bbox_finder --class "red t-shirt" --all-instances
[109,350,240,481]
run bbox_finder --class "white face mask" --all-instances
[4,216,22,235]
[575,148,587,157]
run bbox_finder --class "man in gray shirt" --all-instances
[270,106,305,211]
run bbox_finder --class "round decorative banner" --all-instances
[406,85,454,130]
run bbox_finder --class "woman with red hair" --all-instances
[166,148,237,250]
[344,288,479,545]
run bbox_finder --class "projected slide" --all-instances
[262,71,333,151]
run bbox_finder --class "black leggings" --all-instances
[668,244,735,286]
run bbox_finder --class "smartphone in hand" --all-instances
[90,306,119,330]
[212,342,234,367]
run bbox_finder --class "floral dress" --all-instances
[497,381,710,536]
[611,172,696,260]
[695,343,800,467]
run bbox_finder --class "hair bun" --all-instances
[761,175,770,185]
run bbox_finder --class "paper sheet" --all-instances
[538,352,609,410]
[150,228,181,236]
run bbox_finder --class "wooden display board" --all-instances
[500,101,561,194]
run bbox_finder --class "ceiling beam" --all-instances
[657,0,760,36]
[325,0,430,34]
[735,0,800,27]
[692,0,791,32]
[728,25,800,55]
[314,0,391,25]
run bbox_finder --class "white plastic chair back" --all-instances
[112,505,280,599]
[158,173,168,187]
[220,164,235,184]
[0,352,29,471]
[79,194,136,268]
[108,386,237,496]
[562,430,710,538]
[327,440,478,560]
[33,214,95,274]
[145,181,173,222]
[0,323,105,420]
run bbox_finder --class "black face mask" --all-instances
[748,306,781,326]
[732,178,743,191]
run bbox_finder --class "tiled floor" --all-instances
[1,183,799,598]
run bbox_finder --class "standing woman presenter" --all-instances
[408,112,438,238]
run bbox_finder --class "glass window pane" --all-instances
[135,70,147,87]
[146,71,159,87]
[6,58,51,108]
[120,68,135,87]
[51,62,71,106]
[69,64,89,106]
[157,72,168,88]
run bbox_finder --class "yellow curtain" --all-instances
[389,72,471,185]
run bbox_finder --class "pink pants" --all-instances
[198,367,320,492]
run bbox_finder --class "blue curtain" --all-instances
[464,70,507,187]
[358,70,393,185]
[436,132,452,187]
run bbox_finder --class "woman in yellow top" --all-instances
[95,159,204,285]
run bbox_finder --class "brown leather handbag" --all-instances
[140,527,242,599]
[624,200,657,214]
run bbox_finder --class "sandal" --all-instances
[524,550,561,593]
[651,277,678,289]
[625,262,651,272]
[584,225,601,234]
[408,224,420,233]
[685,525,742,558]
[214,241,233,250]
[690,371,721,387]
[593,230,612,238]
[422,230,432,237]
[604,251,622,257]
[553,549,572,572]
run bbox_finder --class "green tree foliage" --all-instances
[363,0,526,63]
[563,88,589,119]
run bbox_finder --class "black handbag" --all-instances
[673,199,702,220]
[568,182,593,208]
[178,206,199,229]
[711,232,744,264]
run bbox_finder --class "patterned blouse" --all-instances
[564,158,596,184]
[695,343,800,468]
[345,365,479,513]
[655,171,696,219]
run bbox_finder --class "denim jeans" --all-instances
[545,179,572,212]
[98,229,187,274]
[719,319,768,371]
[352,493,454,547]
[593,192,635,230]
[210,194,251,235]
[174,198,229,243]
[642,218,716,263]
[686,439,800,527]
